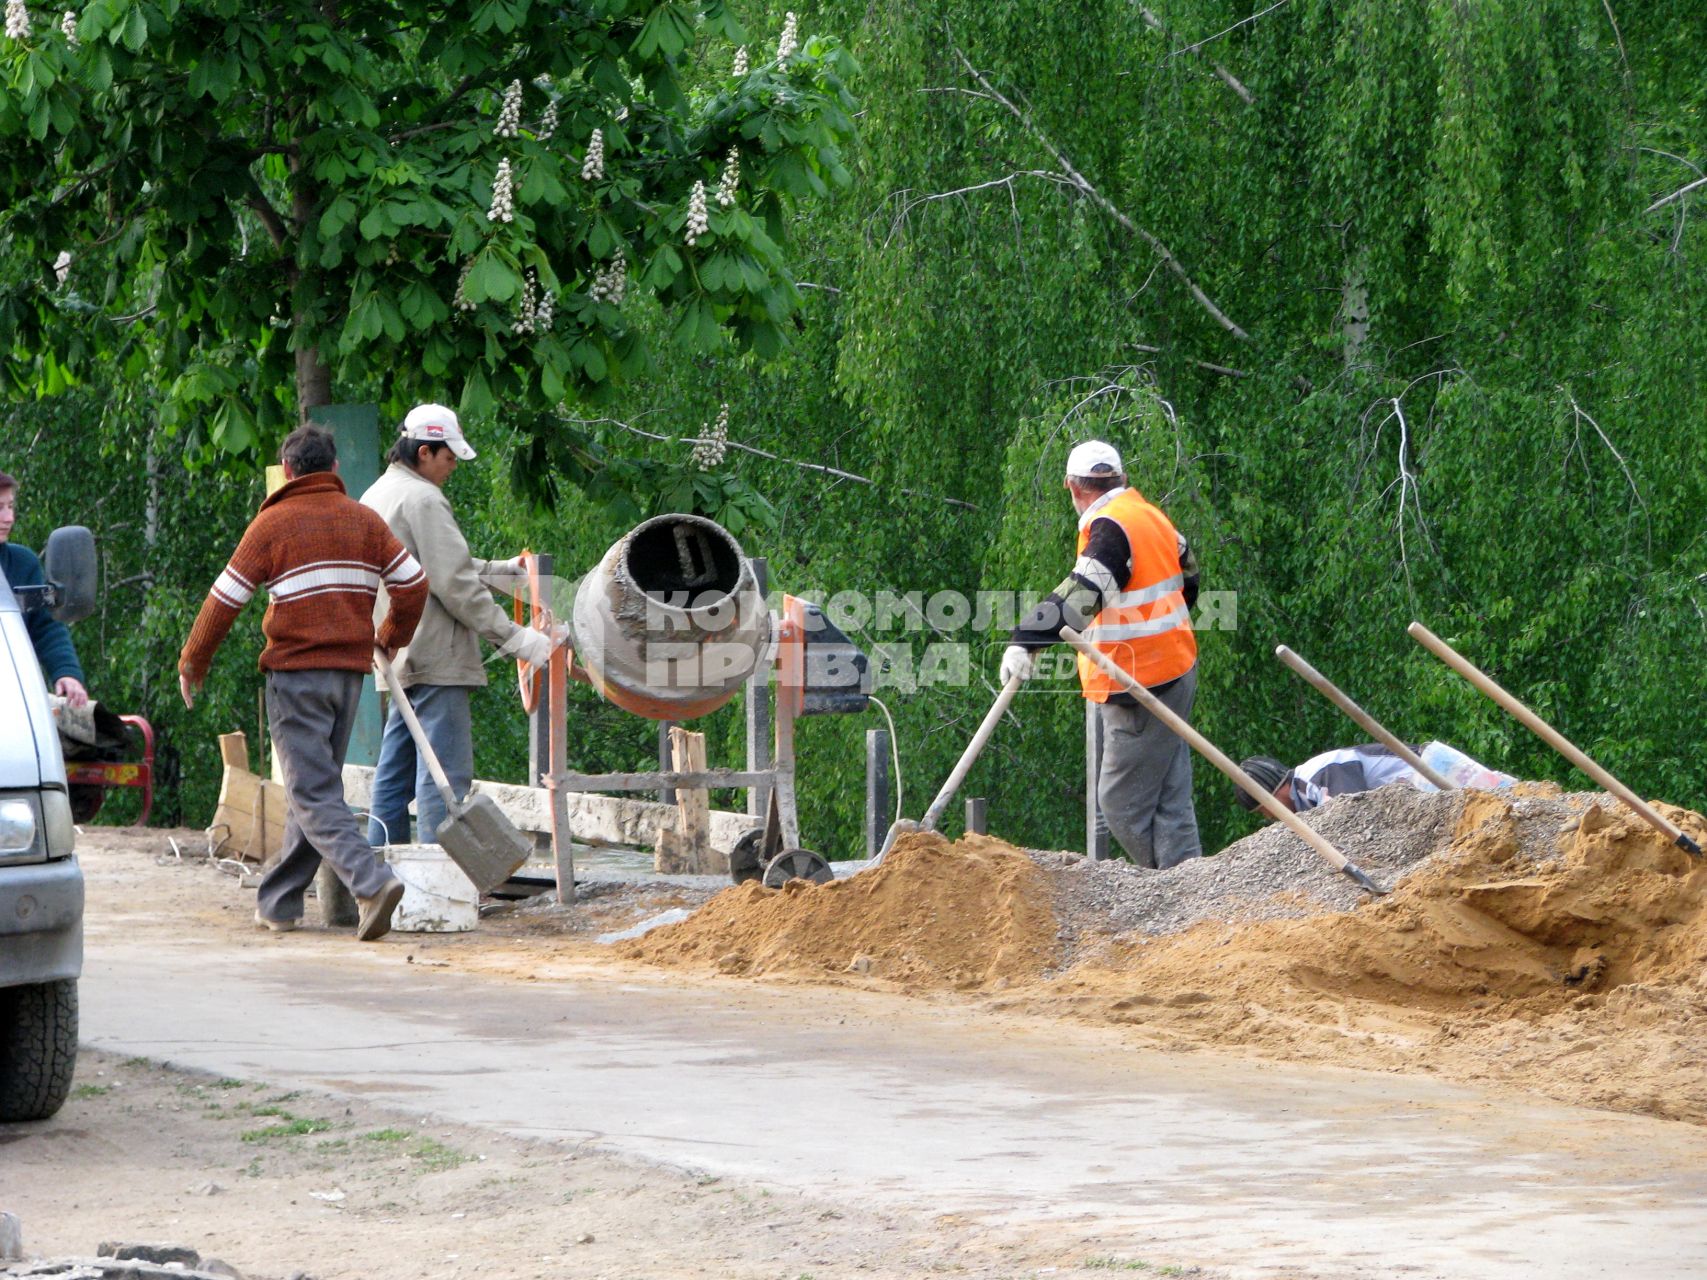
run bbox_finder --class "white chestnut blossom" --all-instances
[589,259,626,305]
[488,157,515,223]
[534,287,555,331]
[775,11,798,66]
[494,79,523,138]
[538,99,558,142]
[716,146,740,208]
[685,179,709,246]
[453,261,476,313]
[692,404,730,470]
[732,46,748,76]
[5,1,30,40]
[513,270,539,336]
[581,127,605,181]
[60,8,76,45]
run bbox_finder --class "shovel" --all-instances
[875,673,1023,861]
[373,652,535,894]
[1060,628,1386,895]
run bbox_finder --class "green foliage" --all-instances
[0,0,856,462]
[7,0,1707,873]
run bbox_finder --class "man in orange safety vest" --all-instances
[1002,441,1202,869]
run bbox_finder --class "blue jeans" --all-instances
[366,684,474,847]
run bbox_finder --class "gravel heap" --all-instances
[1040,782,1599,956]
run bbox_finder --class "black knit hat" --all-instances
[1235,755,1289,810]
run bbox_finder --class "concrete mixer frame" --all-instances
[546,592,811,869]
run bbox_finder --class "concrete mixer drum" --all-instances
[572,513,769,720]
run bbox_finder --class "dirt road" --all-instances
[5,829,1707,1279]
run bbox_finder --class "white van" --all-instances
[0,526,95,1121]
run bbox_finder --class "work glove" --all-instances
[506,626,553,671]
[999,644,1035,686]
[487,554,530,578]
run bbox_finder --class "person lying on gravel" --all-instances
[1236,742,1515,815]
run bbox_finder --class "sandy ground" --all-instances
[10,1049,1147,1280]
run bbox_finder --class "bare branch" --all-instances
[947,40,1250,342]
[882,170,1071,244]
[246,190,290,251]
[1166,0,1290,58]
[1645,175,1707,214]
[585,418,981,511]
[1132,3,1254,104]
[1562,389,1651,558]
[1128,342,1249,378]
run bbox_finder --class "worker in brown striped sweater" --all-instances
[178,426,430,942]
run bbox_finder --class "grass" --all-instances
[411,1137,472,1171]
[70,1083,111,1099]
[240,1116,334,1143]
[1083,1262,1195,1276]
[356,1126,470,1170]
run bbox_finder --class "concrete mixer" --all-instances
[532,513,870,890]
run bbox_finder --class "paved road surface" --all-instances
[82,910,1707,1278]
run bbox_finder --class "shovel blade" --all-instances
[435,794,533,895]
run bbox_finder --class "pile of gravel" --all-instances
[1044,784,1463,947]
[1039,783,1596,957]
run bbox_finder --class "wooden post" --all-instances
[1085,701,1110,860]
[745,557,772,818]
[654,728,718,874]
[965,796,987,836]
[527,551,555,787]
[864,728,890,860]
[657,720,677,805]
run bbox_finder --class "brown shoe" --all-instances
[355,877,406,942]
[254,909,299,933]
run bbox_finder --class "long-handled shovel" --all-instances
[875,673,1023,861]
[1408,622,1703,857]
[373,653,535,893]
[1061,628,1386,895]
[1274,644,1456,791]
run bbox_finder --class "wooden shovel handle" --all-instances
[1408,622,1702,856]
[373,651,460,811]
[1274,645,1456,791]
[1061,629,1378,890]
[919,674,1022,832]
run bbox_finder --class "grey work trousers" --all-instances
[256,668,398,923]
[1095,665,1203,870]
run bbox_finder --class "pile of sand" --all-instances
[621,832,1059,990]
[1028,792,1707,1121]
[625,787,1707,1123]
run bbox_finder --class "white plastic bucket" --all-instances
[387,844,479,933]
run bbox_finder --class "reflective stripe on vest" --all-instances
[1075,488,1197,701]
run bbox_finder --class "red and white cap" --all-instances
[1066,440,1122,478]
[402,403,477,460]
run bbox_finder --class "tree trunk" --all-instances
[290,158,333,421]
[295,345,333,422]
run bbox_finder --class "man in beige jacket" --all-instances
[360,403,563,846]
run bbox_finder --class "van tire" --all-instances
[0,979,78,1122]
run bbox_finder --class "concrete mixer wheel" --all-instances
[762,848,834,889]
[729,829,766,884]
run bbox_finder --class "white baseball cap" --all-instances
[402,403,477,461]
[1066,440,1122,478]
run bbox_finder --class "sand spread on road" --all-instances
[625,789,1707,1123]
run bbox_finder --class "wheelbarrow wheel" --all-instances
[762,848,834,889]
[729,829,766,885]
